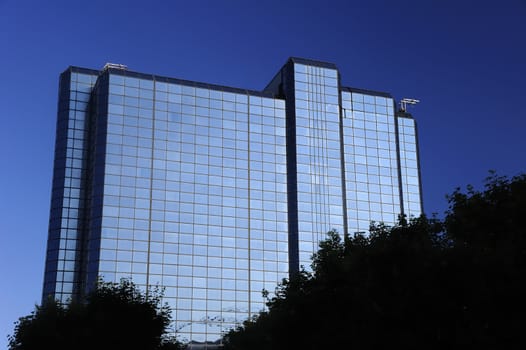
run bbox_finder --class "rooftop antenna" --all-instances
[103,62,128,71]
[400,98,420,112]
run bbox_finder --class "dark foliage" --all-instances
[222,173,526,349]
[8,278,184,350]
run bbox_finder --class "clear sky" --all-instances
[1,0,525,346]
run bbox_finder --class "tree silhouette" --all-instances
[9,278,183,350]
[223,173,526,349]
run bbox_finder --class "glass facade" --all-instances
[293,63,344,269]
[44,57,422,346]
[43,69,99,303]
[341,90,402,235]
[397,116,422,217]
[88,72,288,343]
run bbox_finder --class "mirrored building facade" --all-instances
[43,57,422,346]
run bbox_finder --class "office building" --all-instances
[43,57,422,345]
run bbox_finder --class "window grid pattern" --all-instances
[44,71,97,303]
[341,91,401,234]
[397,117,421,217]
[294,63,344,268]
[97,74,288,343]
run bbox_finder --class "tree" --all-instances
[224,218,447,349]
[7,297,69,350]
[8,278,184,350]
[444,172,526,347]
[223,172,526,349]
[445,171,526,255]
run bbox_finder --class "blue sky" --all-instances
[1,0,525,346]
